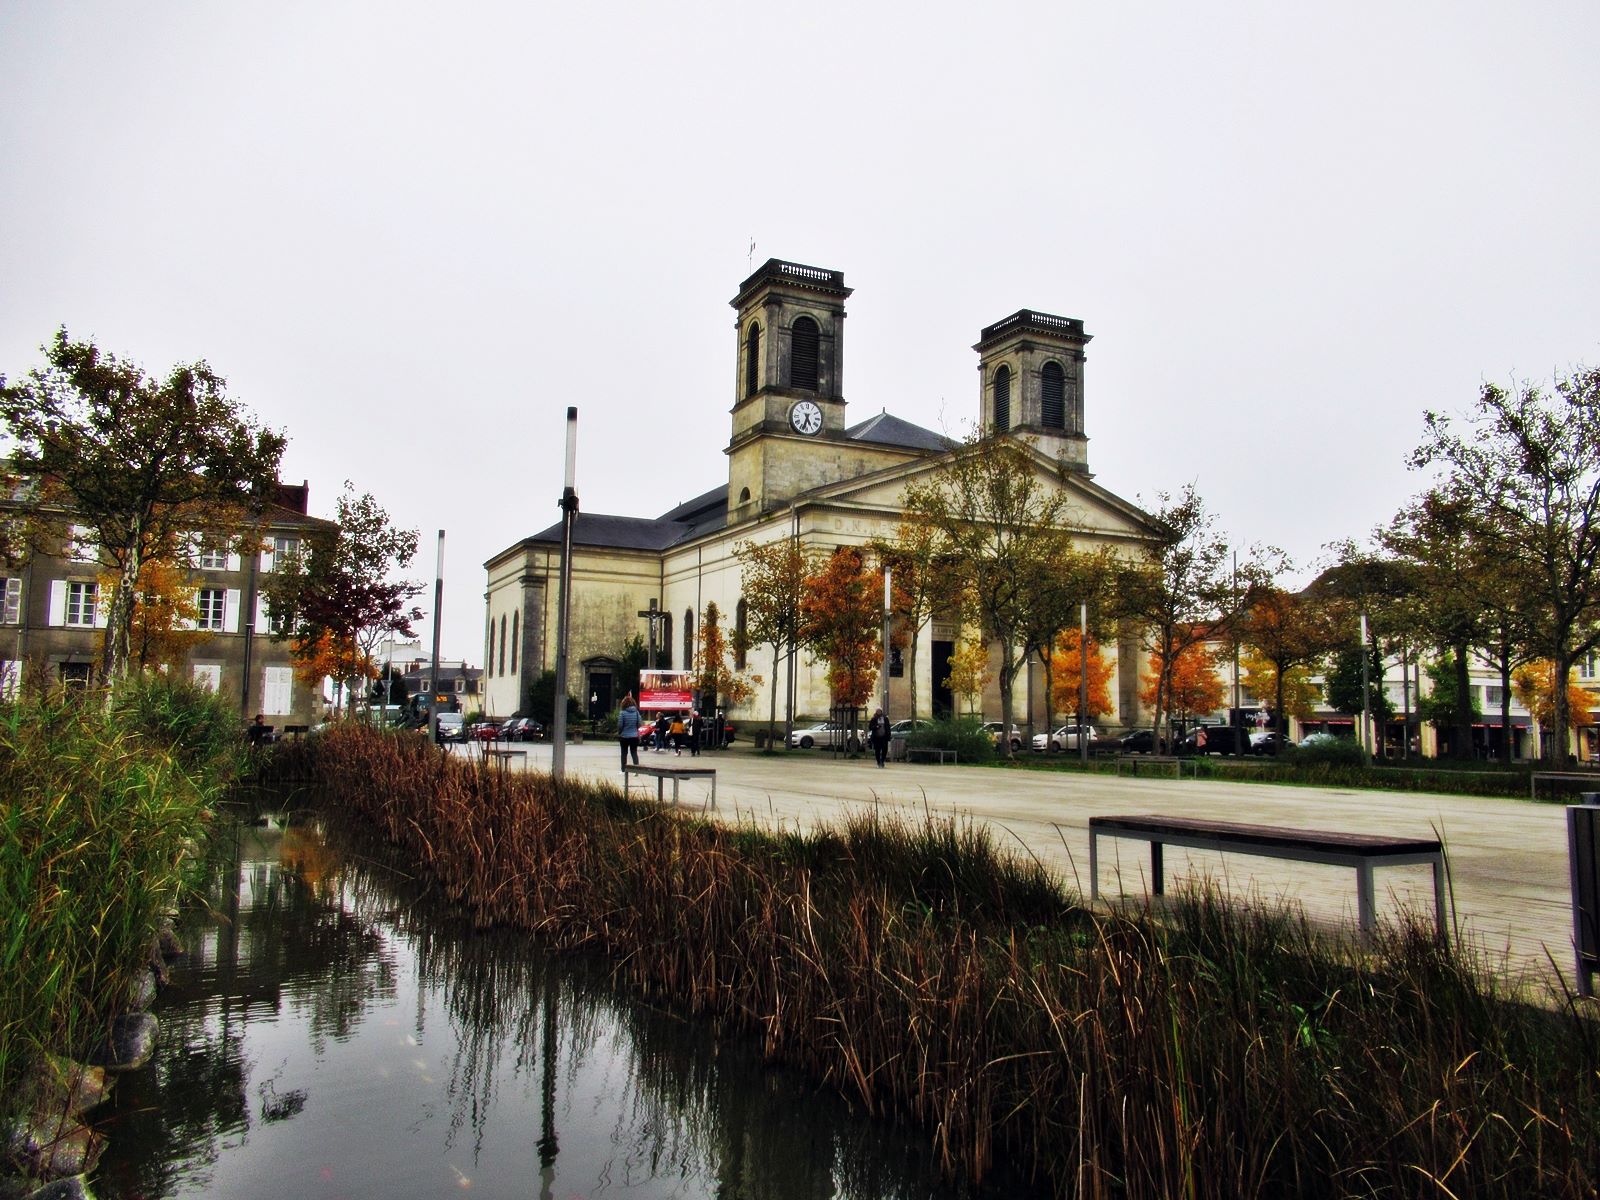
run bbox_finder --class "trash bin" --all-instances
[1571,794,1600,998]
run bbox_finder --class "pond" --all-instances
[89,803,1038,1200]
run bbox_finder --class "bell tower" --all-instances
[974,310,1092,474]
[726,259,851,518]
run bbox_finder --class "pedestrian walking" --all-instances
[868,707,891,768]
[669,711,687,755]
[687,710,703,757]
[617,694,642,770]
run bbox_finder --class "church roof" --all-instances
[524,484,730,551]
[845,411,952,453]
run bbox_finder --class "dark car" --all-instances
[1176,725,1252,756]
[1250,730,1292,756]
[501,717,544,742]
[1118,728,1163,754]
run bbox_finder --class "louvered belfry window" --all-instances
[1041,361,1066,429]
[745,322,761,397]
[790,317,819,390]
[994,365,1011,431]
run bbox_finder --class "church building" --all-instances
[483,259,1163,733]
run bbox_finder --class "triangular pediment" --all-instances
[796,438,1164,545]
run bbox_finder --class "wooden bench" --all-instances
[906,747,957,764]
[1114,755,1196,780]
[1088,814,1447,938]
[624,764,717,810]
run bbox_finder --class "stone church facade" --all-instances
[483,259,1162,733]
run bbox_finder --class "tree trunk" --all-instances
[908,627,921,721]
[101,532,144,686]
[1274,662,1286,742]
[997,649,1017,759]
[1452,642,1474,761]
[1499,654,1514,764]
[767,641,780,750]
[1552,651,1574,765]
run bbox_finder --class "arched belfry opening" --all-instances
[974,309,1092,473]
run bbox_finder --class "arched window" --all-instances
[510,611,519,674]
[993,365,1011,432]
[1041,361,1066,429]
[735,598,748,669]
[660,613,672,669]
[745,321,761,397]
[790,316,819,390]
[683,608,694,670]
[738,486,751,504]
[498,614,507,676]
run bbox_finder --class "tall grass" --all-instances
[0,679,240,1125]
[282,725,1600,1198]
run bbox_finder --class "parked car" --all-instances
[470,721,503,741]
[501,717,544,741]
[981,722,1025,751]
[1117,728,1163,754]
[1176,725,1253,756]
[1250,730,1292,756]
[890,718,932,736]
[1032,724,1100,752]
[435,712,466,743]
[789,721,861,750]
[1298,731,1342,749]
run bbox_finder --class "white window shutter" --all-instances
[260,543,275,573]
[223,589,241,633]
[48,580,65,626]
[263,665,293,714]
[226,551,241,572]
[93,587,108,629]
[255,594,268,629]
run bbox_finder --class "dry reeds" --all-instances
[278,725,1600,1199]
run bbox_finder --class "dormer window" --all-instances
[993,365,1012,432]
[790,317,819,391]
[1041,361,1066,429]
[745,321,761,397]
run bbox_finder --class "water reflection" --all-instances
[92,805,1031,1200]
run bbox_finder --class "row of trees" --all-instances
[1,330,423,707]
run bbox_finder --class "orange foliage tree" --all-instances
[694,600,756,710]
[799,547,893,708]
[1513,660,1596,730]
[291,629,370,702]
[1048,629,1115,721]
[103,557,206,672]
[1140,640,1225,725]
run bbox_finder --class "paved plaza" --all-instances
[456,740,1583,995]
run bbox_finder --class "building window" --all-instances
[263,535,300,573]
[419,678,431,692]
[745,321,761,397]
[790,316,819,391]
[993,365,1011,431]
[59,662,92,688]
[192,663,222,692]
[1041,361,1066,430]
[67,525,98,563]
[0,660,18,699]
[1581,653,1598,681]
[197,588,226,631]
[890,645,904,678]
[660,613,672,669]
[683,608,694,669]
[2,577,19,624]
[65,582,99,628]
[738,487,751,504]
[262,665,293,715]
[1485,684,1504,707]
[510,611,519,675]
[498,614,507,676]
[195,543,228,570]
[735,599,748,670]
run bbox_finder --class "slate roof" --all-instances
[517,412,946,552]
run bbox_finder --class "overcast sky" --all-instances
[4,3,1598,663]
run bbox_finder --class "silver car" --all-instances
[1032,724,1099,752]
[788,721,862,750]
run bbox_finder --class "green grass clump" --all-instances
[0,679,241,1124]
[905,716,998,762]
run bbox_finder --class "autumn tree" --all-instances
[798,546,890,709]
[1116,485,1252,751]
[693,600,755,711]
[872,517,957,722]
[733,535,815,746]
[1410,369,1600,762]
[262,484,423,715]
[1139,640,1226,727]
[1513,660,1595,736]
[945,635,992,717]
[111,556,205,672]
[1241,648,1319,723]
[901,438,1080,757]
[0,329,285,684]
[1240,581,1342,738]
[1047,629,1114,722]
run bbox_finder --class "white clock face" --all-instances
[790,400,823,435]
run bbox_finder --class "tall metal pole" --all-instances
[551,408,579,781]
[880,564,891,719]
[1079,602,1090,764]
[1359,609,1372,764]
[1231,551,1241,729]
[428,530,444,743]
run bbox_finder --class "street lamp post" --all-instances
[552,408,578,782]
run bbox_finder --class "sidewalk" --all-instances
[459,740,1581,993]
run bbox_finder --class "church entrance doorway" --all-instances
[931,640,954,719]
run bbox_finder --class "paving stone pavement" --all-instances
[457,740,1585,996]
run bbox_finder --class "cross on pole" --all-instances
[637,601,667,670]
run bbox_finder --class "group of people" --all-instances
[617,694,709,768]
